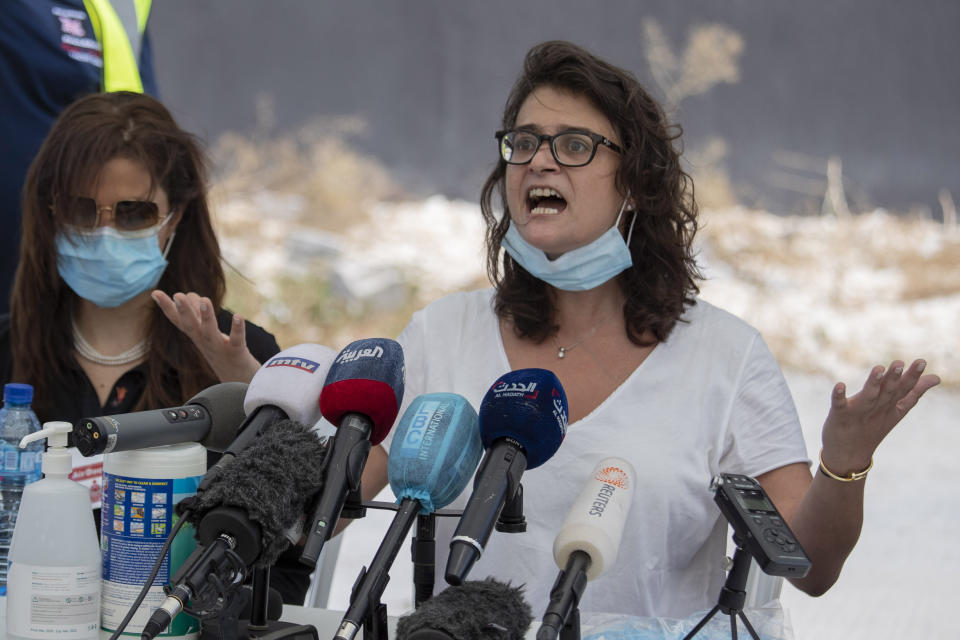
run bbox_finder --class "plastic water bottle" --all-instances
[0,383,43,596]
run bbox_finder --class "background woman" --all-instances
[0,91,316,602]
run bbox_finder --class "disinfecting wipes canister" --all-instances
[99,443,206,640]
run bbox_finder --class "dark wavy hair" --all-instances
[481,41,701,345]
[11,91,225,417]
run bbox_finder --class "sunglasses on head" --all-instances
[59,196,167,232]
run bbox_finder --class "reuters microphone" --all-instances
[538,457,636,640]
[300,338,405,566]
[334,393,483,640]
[445,368,568,585]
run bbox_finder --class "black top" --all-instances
[0,309,313,605]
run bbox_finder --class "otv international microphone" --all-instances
[198,343,335,492]
[334,392,483,640]
[445,368,568,585]
[537,457,636,640]
[141,419,327,640]
[300,338,405,567]
[73,381,248,456]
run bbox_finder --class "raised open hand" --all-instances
[820,359,940,475]
[152,290,261,383]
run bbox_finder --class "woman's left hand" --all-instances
[820,359,940,475]
[152,290,261,383]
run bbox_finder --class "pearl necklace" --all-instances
[72,320,150,366]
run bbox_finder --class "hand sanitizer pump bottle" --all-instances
[6,421,100,640]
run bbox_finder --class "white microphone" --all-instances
[243,343,337,426]
[539,457,636,640]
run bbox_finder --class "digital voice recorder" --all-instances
[711,473,811,578]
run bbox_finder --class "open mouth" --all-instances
[527,187,567,215]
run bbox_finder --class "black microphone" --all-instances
[300,338,405,567]
[142,419,327,640]
[73,382,248,456]
[445,369,568,585]
[395,579,533,640]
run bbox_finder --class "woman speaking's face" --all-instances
[505,86,624,259]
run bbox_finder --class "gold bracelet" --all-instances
[819,450,873,482]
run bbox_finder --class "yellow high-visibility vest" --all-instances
[82,0,152,92]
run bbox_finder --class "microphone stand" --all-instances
[412,513,436,608]
[682,535,761,640]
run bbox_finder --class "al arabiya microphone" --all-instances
[300,337,405,567]
[395,578,533,640]
[141,419,327,640]
[73,381,249,456]
[334,392,483,640]
[197,343,335,493]
[445,368,568,585]
[537,457,636,640]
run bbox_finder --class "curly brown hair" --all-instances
[481,41,701,346]
[11,92,225,417]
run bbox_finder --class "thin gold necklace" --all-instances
[554,308,620,359]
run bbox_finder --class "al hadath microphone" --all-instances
[445,368,568,585]
[537,457,636,640]
[73,381,248,456]
[334,393,483,640]
[300,337,405,567]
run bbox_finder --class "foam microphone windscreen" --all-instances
[319,338,405,445]
[395,578,533,640]
[478,368,568,469]
[187,382,249,451]
[243,343,337,425]
[553,457,636,580]
[185,419,327,567]
[388,393,483,513]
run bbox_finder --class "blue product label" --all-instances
[100,472,202,638]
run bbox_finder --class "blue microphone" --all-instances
[445,369,568,585]
[334,393,483,640]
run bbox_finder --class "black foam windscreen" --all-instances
[185,420,327,567]
[188,381,250,451]
[395,578,533,640]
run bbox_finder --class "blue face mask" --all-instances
[56,221,175,308]
[501,197,637,291]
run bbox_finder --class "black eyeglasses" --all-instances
[58,196,168,232]
[495,129,622,167]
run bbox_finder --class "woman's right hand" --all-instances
[152,290,262,383]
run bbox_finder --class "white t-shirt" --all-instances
[391,289,809,618]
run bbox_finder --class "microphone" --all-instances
[142,419,327,640]
[300,338,405,567]
[334,393,483,640]
[395,578,533,640]
[197,343,335,493]
[445,368,568,585]
[537,457,636,640]
[73,382,248,456]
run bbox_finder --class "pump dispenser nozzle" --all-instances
[20,420,74,478]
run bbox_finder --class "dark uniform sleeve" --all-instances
[0,314,12,385]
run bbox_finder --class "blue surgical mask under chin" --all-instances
[56,221,175,308]
[501,197,636,292]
